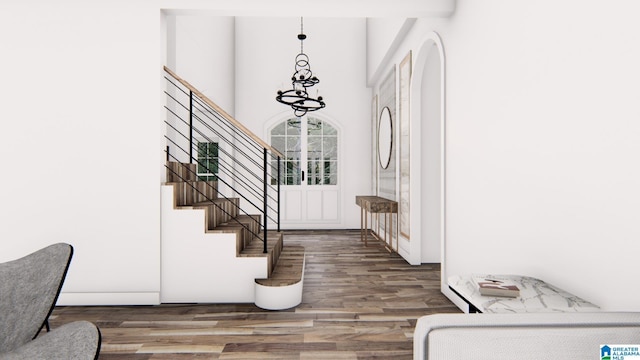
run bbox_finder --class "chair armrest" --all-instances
[0,321,100,360]
[414,312,640,360]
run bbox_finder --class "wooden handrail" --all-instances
[163,66,284,159]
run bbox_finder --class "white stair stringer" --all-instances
[161,185,267,303]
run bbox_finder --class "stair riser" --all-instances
[166,162,197,183]
[204,199,239,230]
[173,182,218,207]
[192,181,218,203]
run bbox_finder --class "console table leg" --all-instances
[395,212,399,252]
[384,213,393,249]
[360,207,364,243]
[364,209,368,246]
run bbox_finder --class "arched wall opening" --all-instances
[409,32,453,299]
[420,42,442,264]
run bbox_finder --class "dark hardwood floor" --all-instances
[50,230,460,359]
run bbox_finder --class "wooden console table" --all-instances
[355,195,398,252]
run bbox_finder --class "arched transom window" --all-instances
[270,117,338,186]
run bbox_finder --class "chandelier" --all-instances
[276,17,326,117]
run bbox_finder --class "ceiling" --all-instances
[162,0,455,18]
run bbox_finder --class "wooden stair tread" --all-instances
[206,228,243,234]
[216,218,258,227]
[183,199,235,210]
[255,245,305,287]
[221,214,260,223]
[192,198,234,206]
[215,216,260,233]
[240,231,283,278]
[240,231,282,256]
[165,179,214,183]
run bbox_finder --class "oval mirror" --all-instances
[378,107,393,169]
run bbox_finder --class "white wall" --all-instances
[169,15,236,114]
[367,0,640,311]
[235,17,371,229]
[0,1,162,304]
[165,15,236,198]
[366,18,407,82]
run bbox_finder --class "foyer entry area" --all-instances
[49,230,459,359]
[270,117,341,229]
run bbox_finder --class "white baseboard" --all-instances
[441,286,469,313]
[57,292,161,306]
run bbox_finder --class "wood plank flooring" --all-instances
[49,230,460,359]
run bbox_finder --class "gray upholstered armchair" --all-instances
[0,243,101,360]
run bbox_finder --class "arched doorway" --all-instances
[421,41,442,264]
[269,115,341,228]
[410,32,447,288]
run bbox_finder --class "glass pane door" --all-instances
[271,116,340,227]
[271,119,302,185]
[306,117,337,185]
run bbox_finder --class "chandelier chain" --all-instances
[300,17,304,54]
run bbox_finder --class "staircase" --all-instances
[161,67,305,310]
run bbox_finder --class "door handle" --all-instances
[301,171,305,182]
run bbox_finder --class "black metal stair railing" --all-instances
[163,66,281,253]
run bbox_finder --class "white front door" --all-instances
[270,117,340,228]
